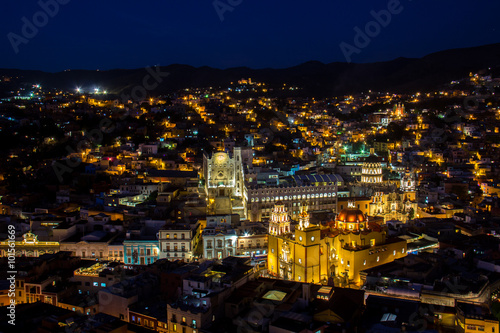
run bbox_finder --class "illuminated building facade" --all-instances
[159,223,201,262]
[0,231,59,257]
[393,103,406,117]
[123,239,160,265]
[369,191,417,223]
[361,149,383,184]
[202,216,238,259]
[268,201,407,285]
[400,171,416,192]
[247,174,346,222]
[269,202,291,236]
[203,148,247,218]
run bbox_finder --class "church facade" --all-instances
[203,148,247,218]
[268,201,407,286]
[369,191,417,223]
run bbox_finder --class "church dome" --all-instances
[337,207,367,223]
[335,201,369,231]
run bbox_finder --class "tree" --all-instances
[408,207,415,220]
[387,122,405,141]
[147,190,158,202]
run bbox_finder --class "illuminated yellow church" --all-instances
[267,201,407,285]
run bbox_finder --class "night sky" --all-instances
[1,0,499,72]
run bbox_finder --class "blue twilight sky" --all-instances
[0,0,499,72]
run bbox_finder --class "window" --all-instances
[93,282,98,287]
[311,236,315,242]
[101,283,106,287]
[182,316,186,323]
[393,250,396,255]
[377,256,380,262]
[132,316,136,322]
[363,260,366,265]
[298,276,301,281]
[402,248,405,253]
[299,258,302,264]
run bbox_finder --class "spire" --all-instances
[298,202,310,230]
[269,202,290,235]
